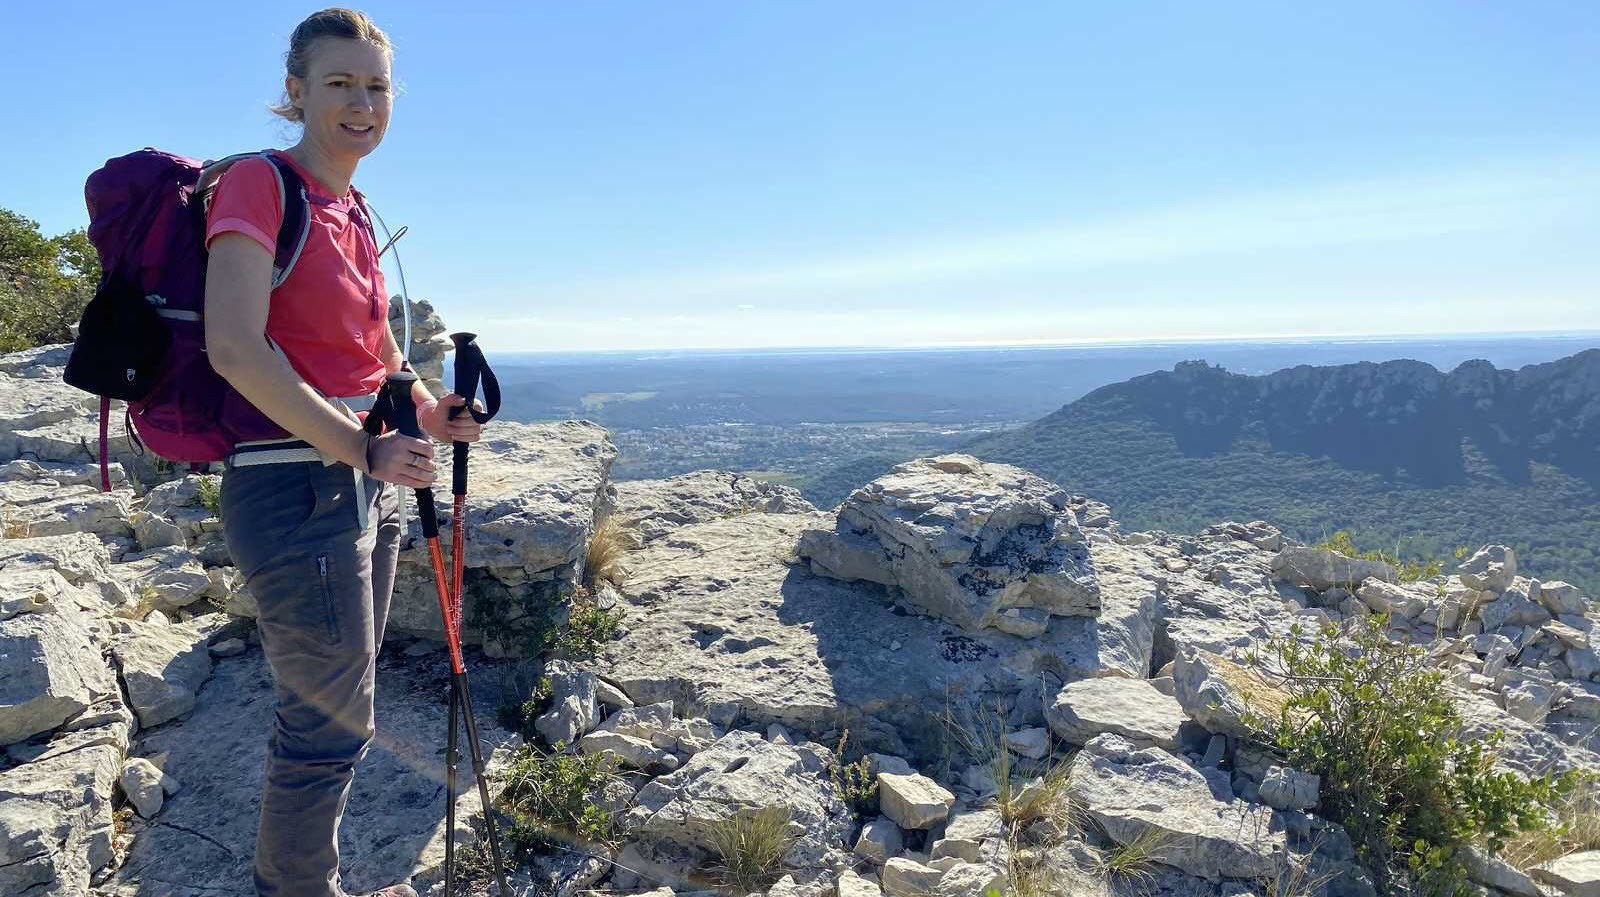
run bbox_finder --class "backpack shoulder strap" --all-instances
[348,187,381,249]
[259,153,311,288]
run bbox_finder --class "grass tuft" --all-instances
[705,806,796,894]
[1094,827,1170,884]
[1259,849,1338,897]
[583,514,636,589]
[942,698,1077,830]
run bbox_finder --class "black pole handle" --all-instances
[447,332,501,497]
[380,371,440,539]
[448,332,500,425]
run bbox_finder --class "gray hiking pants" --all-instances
[221,459,403,897]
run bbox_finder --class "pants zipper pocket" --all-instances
[316,554,339,643]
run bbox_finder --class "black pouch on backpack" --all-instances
[63,272,171,402]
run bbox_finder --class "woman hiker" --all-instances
[203,9,482,897]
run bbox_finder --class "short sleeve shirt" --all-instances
[204,149,388,398]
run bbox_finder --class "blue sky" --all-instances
[7,1,1599,350]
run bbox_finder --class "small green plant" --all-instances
[496,694,544,738]
[825,729,878,815]
[1251,616,1576,894]
[705,807,796,894]
[468,576,566,658]
[1312,530,1464,583]
[195,475,221,514]
[557,601,624,659]
[496,743,618,845]
[494,662,552,736]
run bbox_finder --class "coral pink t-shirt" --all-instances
[204,149,388,398]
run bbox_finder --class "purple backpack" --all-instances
[64,148,316,490]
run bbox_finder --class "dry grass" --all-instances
[582,514,637,589]
[1259,849,1338,897]
[705,806,796,894]
[1205,648,1292,724]
[115,584,162,620]
[1504,781,1600,871]
[1006,757,1079,834]
[940,699,1077,830]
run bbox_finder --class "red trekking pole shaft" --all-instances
[379,371,510,897]
[445,331,500,636]
[382,372,463,671]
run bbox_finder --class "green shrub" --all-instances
[1250,616,1576,895]
[1313,530,1465,583]
[469,577,622,661]
[468,576,565,658]
[489,658,553,735]
[496,743,617,846]
[496,696,543,738]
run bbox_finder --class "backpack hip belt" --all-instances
[223,390,385,530]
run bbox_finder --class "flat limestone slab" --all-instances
[595,511,1157,762]
[1533,850,1600,897]
[104,643,519,897]
[1068,734,1285,882]
[1046,677,1186,750]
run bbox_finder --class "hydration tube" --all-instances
[367,201,412,366]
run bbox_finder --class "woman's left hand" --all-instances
[419,393,486,443]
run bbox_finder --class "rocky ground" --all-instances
[5,322,1600,897]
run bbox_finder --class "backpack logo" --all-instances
[125,368,136,382]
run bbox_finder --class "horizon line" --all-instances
[479,327,1600,355]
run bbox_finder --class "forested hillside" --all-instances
[962,351,1600,592]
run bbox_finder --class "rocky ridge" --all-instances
[3,323,1600,897]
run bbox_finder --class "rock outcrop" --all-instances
[797,454,1101,633]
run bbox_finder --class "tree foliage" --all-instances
[0,207,99,353]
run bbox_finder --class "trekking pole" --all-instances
[445,332,501,620]
[375,371,512,897]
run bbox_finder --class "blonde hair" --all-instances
[269,8,393,122]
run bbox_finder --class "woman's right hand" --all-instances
[366,430,437,488]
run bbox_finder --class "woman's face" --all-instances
[286,37,392,162]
